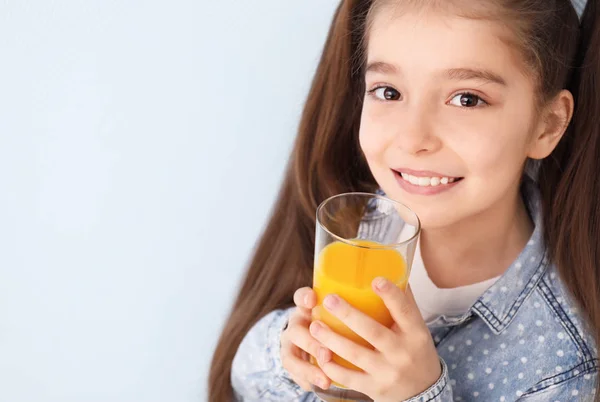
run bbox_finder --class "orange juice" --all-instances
[311,240,408,375]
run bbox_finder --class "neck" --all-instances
[419,182,534,288]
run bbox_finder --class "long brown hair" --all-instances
[209,0,600,400]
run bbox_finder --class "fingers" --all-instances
[286,313,324,360]
[372,279,424,331]
[281,348,331,391]
[281,304,332,392]
[309,320,379,373]
[319,294,395,352]
[293,287,317,312]
[319,360,371,396]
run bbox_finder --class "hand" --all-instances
[309,278,441,402]
[280,287,333,391]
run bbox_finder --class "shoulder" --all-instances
[536,263,597,363]
[514,262,598,395]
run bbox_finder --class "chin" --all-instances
[412,209,462,231]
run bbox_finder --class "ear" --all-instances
[528,90,574,159]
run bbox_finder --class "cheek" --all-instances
[358,109,390,160]
[444,113,531,178]
[358,127,380,160]
[456,136,508,173]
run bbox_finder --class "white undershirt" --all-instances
[407,235,501,323]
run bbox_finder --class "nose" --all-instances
[393,105,442,155]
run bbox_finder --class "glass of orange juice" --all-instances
[310,192,420,402]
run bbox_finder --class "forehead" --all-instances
[366,7,527,82]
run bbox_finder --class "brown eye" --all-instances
[449,93,486,108]
[372,87,401,101]
[460,94,478,107]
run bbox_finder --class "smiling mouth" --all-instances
[394,171,464,187]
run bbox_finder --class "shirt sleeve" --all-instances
[517,369,597,401]
[231,307,311,401]
[403,358,453,402]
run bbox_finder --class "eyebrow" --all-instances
[365,61,399,75]
[445,68,507,86]
[365,61,507,86]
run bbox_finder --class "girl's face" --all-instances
[360,7,549,229]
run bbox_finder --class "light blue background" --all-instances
[0,1,338,401]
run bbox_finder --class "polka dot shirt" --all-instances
[231,179,598,401]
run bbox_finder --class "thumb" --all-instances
[372,278,424,331]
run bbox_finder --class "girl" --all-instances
[210,0,600,400]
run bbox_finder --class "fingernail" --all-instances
[374,277,389,292]
[324,295,339,310]
[304,294,310,306]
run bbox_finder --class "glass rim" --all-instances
[316,191,421,250]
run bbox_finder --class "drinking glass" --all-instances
[310,192,420,402]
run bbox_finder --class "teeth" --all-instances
[400,172,457,187]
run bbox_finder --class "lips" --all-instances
[399,172,461,187]
[392,168,463,186]
[392,168,464,194]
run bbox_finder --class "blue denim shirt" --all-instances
[231,180,599,401]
